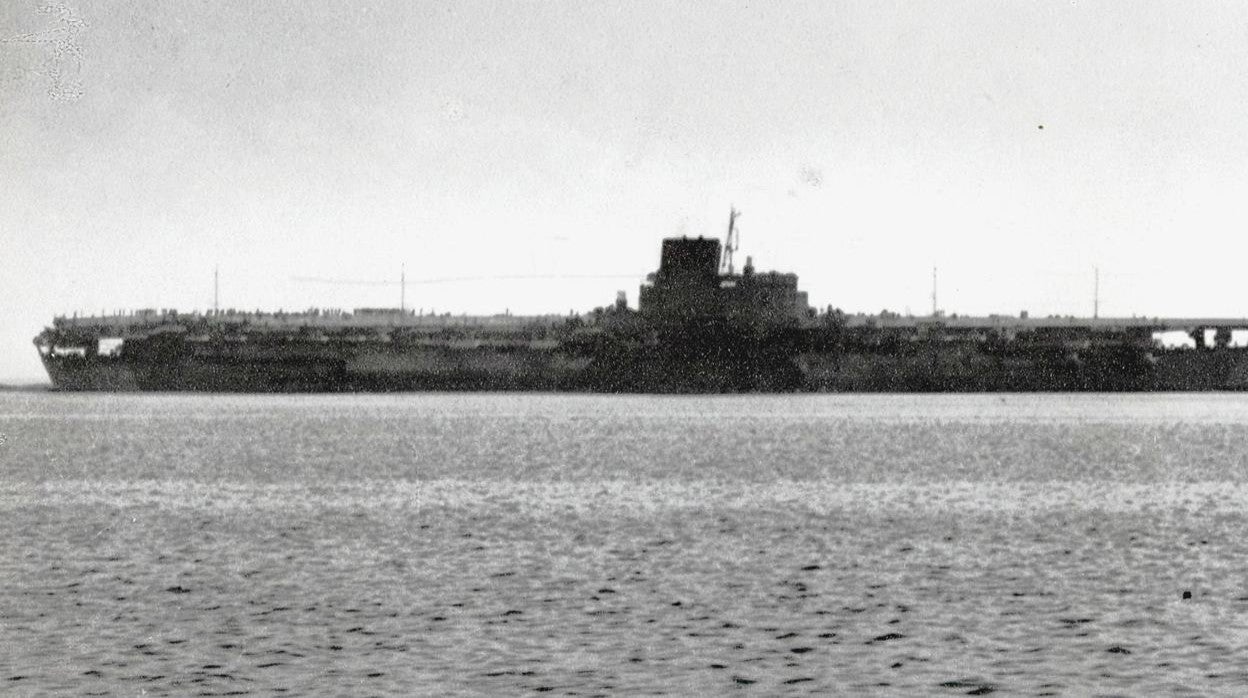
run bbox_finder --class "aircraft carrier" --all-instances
[33,213,1248,392]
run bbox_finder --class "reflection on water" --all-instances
[2,392,1247,695]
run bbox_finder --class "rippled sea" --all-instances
[3,392,1248,695]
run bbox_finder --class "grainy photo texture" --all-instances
[3,1,1248,694]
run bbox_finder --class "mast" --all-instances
[721,207,741,274]
[1094,266,1099,319]
[214,266,219,314]
[932,266,938,316]
[400,264,406,313]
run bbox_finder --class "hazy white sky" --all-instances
[4,0,1248,381]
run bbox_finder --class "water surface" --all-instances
[2,392,1247,694]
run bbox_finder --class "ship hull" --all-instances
[797,346,1248,392]
[38,342,1248,392]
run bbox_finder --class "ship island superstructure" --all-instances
[33,215,1248,392]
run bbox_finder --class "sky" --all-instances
[4,1,1248,381]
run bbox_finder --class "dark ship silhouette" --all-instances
[34,211,1248,392]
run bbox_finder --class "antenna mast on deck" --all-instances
[1094,266,1099,319]
[400,265,406,313]
[214,266,219,314]
[721,207,741,274]
[932,266,938,316]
